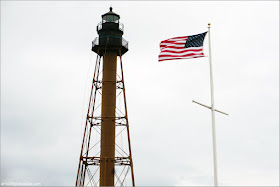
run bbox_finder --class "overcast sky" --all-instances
[1,1,279,186]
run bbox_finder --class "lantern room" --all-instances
[92,7,128,56]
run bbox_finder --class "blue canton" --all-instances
[185,32,207,48]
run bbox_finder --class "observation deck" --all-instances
[91,36,128,56]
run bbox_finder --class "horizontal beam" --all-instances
[192,100,229,116]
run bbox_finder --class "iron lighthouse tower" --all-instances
[76,7,135,186]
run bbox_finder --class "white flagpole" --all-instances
[208,23,218,187]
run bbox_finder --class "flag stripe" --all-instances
[160,42,186,49]
[160,51,203,55]
[160,46,188,50]
[161,47,203,53]
[161,36,188,42]
[161,40,187,44]
[159,51,203,56]
[159,52,204,58]
[158,55,205,62]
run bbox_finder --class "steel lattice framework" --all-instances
[76,53,135,187]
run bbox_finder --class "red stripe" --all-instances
[159,53,204,58]
[161,49,203,53]
[160,44,185,48]
[161,39,186,44]
[161,46,186,50]
[158,55,205,62]
[160,46,185,50]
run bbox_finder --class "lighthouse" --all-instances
[76,7,134,187]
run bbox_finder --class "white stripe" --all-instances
[161,40,186,45]
[160,46,203,52]
[159,55,205,61]
[160,43,185,50]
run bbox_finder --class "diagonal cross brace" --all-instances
[192,100,229,116]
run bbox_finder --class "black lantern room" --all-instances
[92,7,128,56]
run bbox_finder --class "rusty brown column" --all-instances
[100,52,117,186]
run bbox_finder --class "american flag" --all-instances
[158,32,208,62]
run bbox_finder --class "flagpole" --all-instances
[208,23,218,187]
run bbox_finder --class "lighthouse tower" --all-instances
[76,7,135,186]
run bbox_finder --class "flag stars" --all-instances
[185,32,207,48]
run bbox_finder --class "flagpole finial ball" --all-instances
[208,23,211,26]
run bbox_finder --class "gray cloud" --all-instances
[1,1,279,186]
